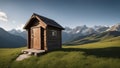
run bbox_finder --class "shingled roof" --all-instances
[24,13,64,30]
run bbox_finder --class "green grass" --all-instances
[0,37,120,68]
[68,32,120,45]
[64,36,120,49]
[0,47,26,68]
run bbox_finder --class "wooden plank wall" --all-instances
[46,26,62,51]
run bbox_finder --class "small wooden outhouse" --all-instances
[23,13,64,51]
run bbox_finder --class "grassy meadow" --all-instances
[0,36,120,68]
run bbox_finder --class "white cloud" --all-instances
[15,24,25,31]
[0,11,8,22]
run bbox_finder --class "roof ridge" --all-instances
[24,13,64,30]
[33,13,55,21]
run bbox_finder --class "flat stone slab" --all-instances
[22,49,46,56]
[22,49,45,53]
[16,54,30,61]
[16,49,46,61]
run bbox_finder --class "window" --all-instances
[51,30,57,36]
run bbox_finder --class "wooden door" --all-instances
[31,27,41,49]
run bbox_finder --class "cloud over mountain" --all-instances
[15,24,25,31]
[0,11,8,22]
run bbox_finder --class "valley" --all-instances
[0,23,120,68]
[0,0,120,68]
[0,35,120,68]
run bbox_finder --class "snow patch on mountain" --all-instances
[107,23,120,31]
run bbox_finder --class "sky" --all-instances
[0,0,120,31]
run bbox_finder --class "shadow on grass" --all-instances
[55,47,120,58]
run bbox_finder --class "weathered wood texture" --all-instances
[46,26,62,51]
[24,13,64,51]
[31,27,40,49]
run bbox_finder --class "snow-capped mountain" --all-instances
[8,23,120,43]
[8,29,27,39]
[93,25,109,33]
[71,25,88,34]
[107,23,120,31]
[63,25,110,43]
[63,27,72,33]
[63,25,109,35]
[82,28,96,35]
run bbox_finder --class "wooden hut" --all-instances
[23,13,64,51]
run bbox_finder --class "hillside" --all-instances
[0,28,26,48]
[0,24,120,68]
[65,31,120,45]
[62,25,110,43]
[0,37,120,68]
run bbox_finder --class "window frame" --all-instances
[51,30,57,37]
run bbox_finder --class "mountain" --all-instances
[64,25,89,34]
[65,31,120,45]
[0,28,26,48]
[63,25,92,43]
[107,23,120,31]
[93,25,109,33]
[8,29,27,39]
[62,25,109,43]
[8,25,110,43]
[7,23,119,44]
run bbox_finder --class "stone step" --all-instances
[22,49,46,56]
[16,54,30,61]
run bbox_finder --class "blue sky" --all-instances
[0,0,120,31]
